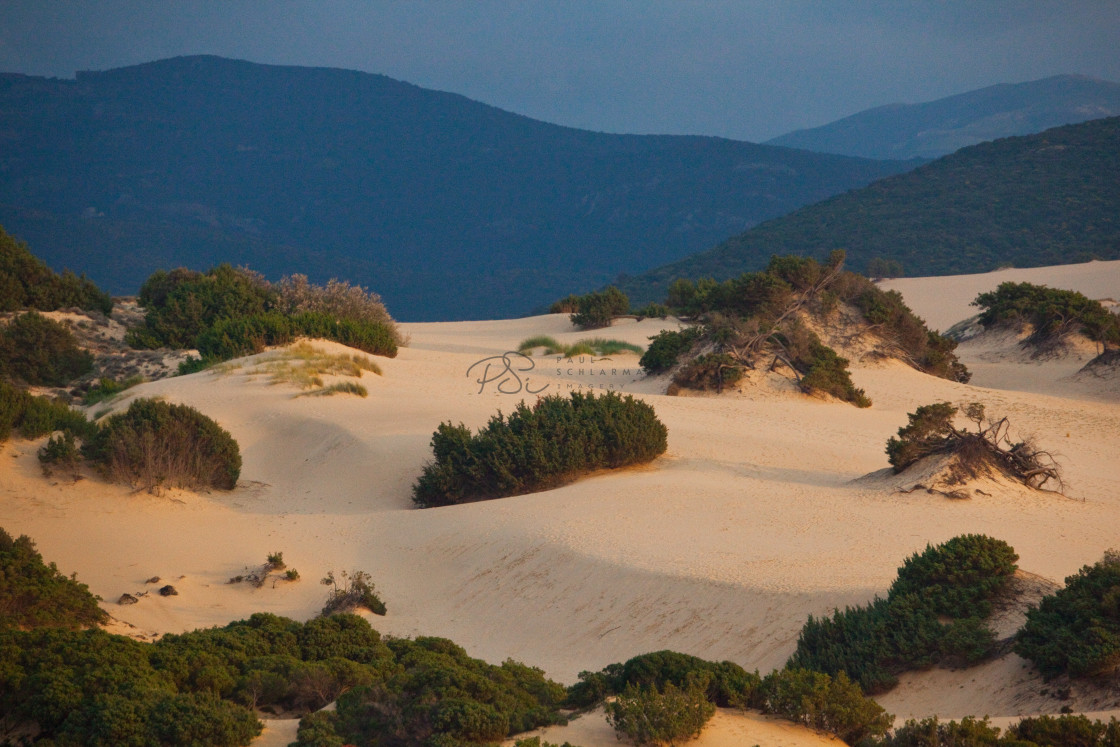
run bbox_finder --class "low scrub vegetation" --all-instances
[974,281,1120,349]
[1015,550,1120,679]
[788,535,1018,694]
[518,335,643,357]
[0,526,107,630]
[887,402,1063,492]
[651,252,968,400]
[321,570,387,616]
[83,374,146,405]
[0,310,94,386]
[222,341,380,396]
[0,379,93,442]
[295,636,567,747]
[573,650,890,746]
[127,264,400,363]
[606,679,715,747]
[412,391,668,507]
[0,225,112,314]
[566,286,630,330]
[873,714,1120,746]
[83,397,241,491]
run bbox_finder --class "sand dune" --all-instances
[1,261,1119,744]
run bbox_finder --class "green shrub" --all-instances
[129,264,276,349]
[83,374,145,405]
[606,679,715,747]
[886,402,957,471]
[38,431,83,476]
[616,650,759,708]
[0,379,93,442]
[755,668,892,745]
[413,391,668,506]
[670,352,742,391]
[549,294,581,314]
[0,526,107,629]
[975,282,1120,346]
[570,286,630,329]
[792,336,870,407]
[640,328,701,374]
[1015,552,1120,678]
[320,570,387,616]
[788,535,1016,694]
[878,716,1004,746]
[0,310,94,385]
[84,397,242,491]
[0,225,112,314]
[634,302,670,320]
[1008,714,1120,746]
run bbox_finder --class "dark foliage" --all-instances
[670,353,742,392]
[872,714,1120,746]
[568,650,759,711]
[321,570,387,617]
[640,328,701,374]
[0,225,112,314]
[0,311,94,386]
[301,636,567,747]
[788,535,1017,693]
[974,281,1120,347]
[83,397,242,491]
[0,379,93,442]
[196,311,398,360]
[787,333,870,406]
[38,430,83,477]
[128,264,276,349]
[886,402,1063,491]
[569,286,630,330]
[606,679,715,747]
[1015,552,1120,679]
[127,264,399,363]
[755,668,893,745]
[886,402,958,471]
[0,526,107,630]
[412,391,668,507]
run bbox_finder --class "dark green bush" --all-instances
[84,397,242,491]
[755,668,893,745]
[792,336,870,407]
[640,328,701,374]
[975,282,1120,346]
[634,302,670,320]
[83,374,145,405]
[0,379,93,442]
[549,294,581,314]
[0,310,94,385]
[38,430,83,476]
[0,526,107,630]
[412,391,668,506]
[788,535,1016,694]
[606,679,715,747]
[1015,552,1120,679]
[570,286,630,329]
[890,534,1019,618]
[876,716,1004,746]
[312,636,567,746]
[886,402,958,471]
[0,225,112,314]
[615,650,759,708]
[670,352,742,392]
[1008,714,1120,746]
[321,570,387,616]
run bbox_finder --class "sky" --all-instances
[2,1,1119,143]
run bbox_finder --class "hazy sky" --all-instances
[2,1,1119,142]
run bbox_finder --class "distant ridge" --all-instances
[621,116,1120,306]
[766,75,1120,160]
[0,55,914,321]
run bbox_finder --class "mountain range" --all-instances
[0,55,914,321]
[765,74,1120,160]
[621,116,1120,307]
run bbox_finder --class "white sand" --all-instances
[1,261,1118,745]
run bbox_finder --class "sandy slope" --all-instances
[1,261,1119,744]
